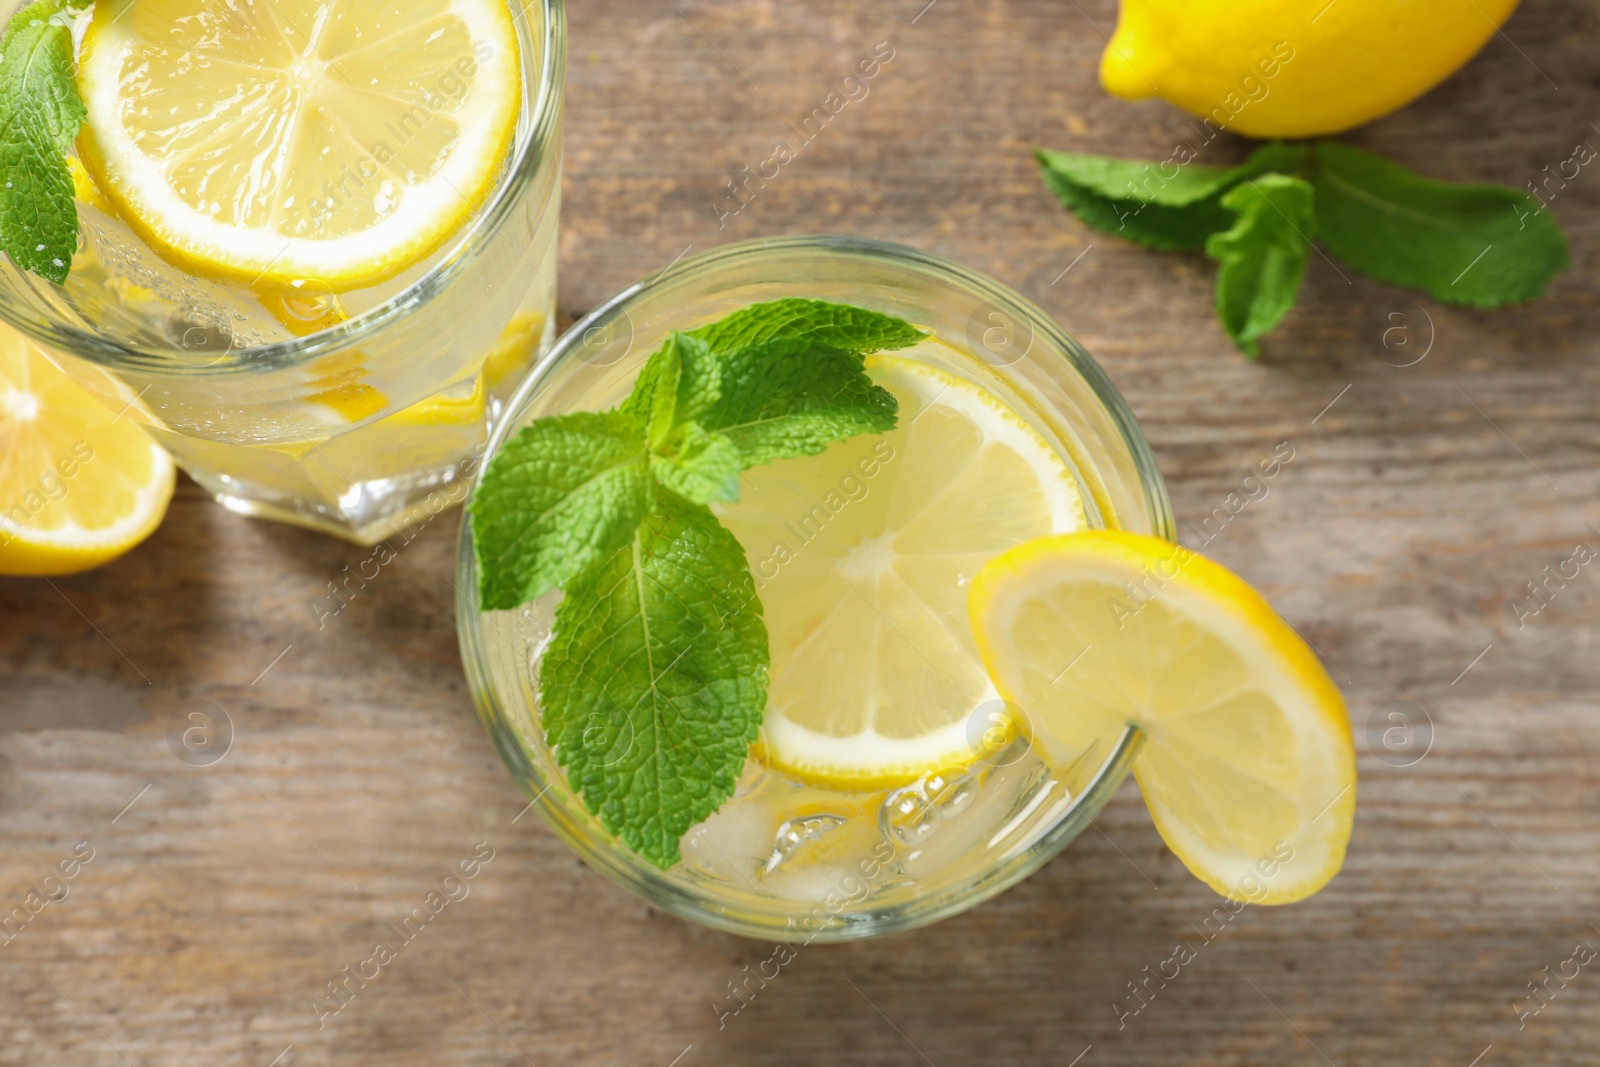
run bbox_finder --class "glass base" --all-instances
[192,458,478,545]
[138,305,553,545]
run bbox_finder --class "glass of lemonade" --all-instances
[0,0,564,543]
[458,236,1173,940]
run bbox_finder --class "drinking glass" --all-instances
[0,0,565,544]
[457,235,1173,940]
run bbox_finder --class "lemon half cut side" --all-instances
[76,0,524,292]
[0,327,174,576]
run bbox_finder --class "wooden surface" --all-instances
[5,1,1600,1064]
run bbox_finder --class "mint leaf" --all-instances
[650,426,742,504]
[0,0,85,284]
[1311,141,1569,308]
[629,301,913,472]
[1036,141,1308,251]
[693,337,898,468]
[645,334,687,449]
[1041,142,1308,208]
[473,298,921,869]
[641,335,741,502]
[1205,175,1316,358]
[691,297,926,356]
[628,331,721,431]
[540,488,767,869]
[470,410,652,610]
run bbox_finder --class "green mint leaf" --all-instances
[645,333,685,449]
[1036,141,1308,251]
[1204,175,1316,359]
[627,300,913,471]
[476,298,920,868]
[469,410,653,610]
[0,0,85,284]
[693,337,898,469]
[1311,140,1569,308]
[650,425,743,504]
[627,330,721,432]
[540,487,767,869]
[690,297,926,356]
[1040,141,1307,208]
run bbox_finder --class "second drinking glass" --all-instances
[0,0,565,543]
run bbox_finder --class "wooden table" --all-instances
[5,1,1599,1063]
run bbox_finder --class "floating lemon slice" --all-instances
[718,352,1086,790]
[0,326,174,576]
[969,531,1356,903]
[76,0,522,292]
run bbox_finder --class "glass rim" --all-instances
[457,234,1175,940]
[0,0,566,376]
[483,234,1173,537]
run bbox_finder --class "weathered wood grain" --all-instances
[4,1,1600,1064]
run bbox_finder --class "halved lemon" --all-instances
[76,0,523,292]
[969,531,1356,903]
[0,327,175,576]
[717,352,1086,790]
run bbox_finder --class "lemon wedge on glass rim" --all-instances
[0,325,174,576]
[75,0,523,293]
[716,353,1086,791]
[969,531,1356,903]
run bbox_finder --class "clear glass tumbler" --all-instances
[456,236,1174,940]
[0,0,565,544]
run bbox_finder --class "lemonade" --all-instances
[460,238,1357,937]
[457,238,1176,938]
[0,0,564,542]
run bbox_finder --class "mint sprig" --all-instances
[1037,141,1308,252]
[1206,175,1316,359]
[1037,139,1569,356]
[471,299,926,868]
[0,0,86,285]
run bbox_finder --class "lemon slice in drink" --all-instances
[76,0,522,292]
[718,353,1086,790]
[969,531,1356,903]
[0,327,174,576]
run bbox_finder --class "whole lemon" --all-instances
[1100,0,1520,138]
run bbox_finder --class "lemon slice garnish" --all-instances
[0,326,174,576]
[76,0,523,292]
[969,531,1356,903]
[718,351,1086,790]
